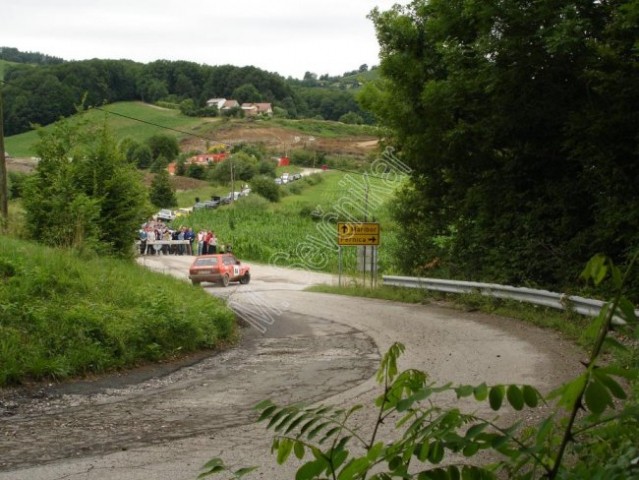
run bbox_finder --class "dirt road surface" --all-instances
[0,256,583,480]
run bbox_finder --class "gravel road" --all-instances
[0,256,584,480]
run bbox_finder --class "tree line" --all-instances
[0,46,64,65]
[1,54,374,136]
[361,0,639,299]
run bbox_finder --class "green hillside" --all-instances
[4,101,379,158]
[0,236,235,386]
[4,102,213,157]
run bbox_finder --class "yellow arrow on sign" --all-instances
[337,222,380,235]
[337,234,380,246]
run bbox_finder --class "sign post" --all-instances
[337,222,380,287]
[337,222,380,246]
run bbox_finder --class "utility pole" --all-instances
[230,156,235,203]
[0,85,8,228]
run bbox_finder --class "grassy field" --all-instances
[0,236,236,386]
[175,170,405,274]
[4,102,211,158]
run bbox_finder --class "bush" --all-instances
[8,171,29,199]
[250,175,280,202]
[285,182,302,195]
[289,149,326,167]
[303,173,324,186]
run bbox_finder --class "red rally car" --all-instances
[188,254,251,287]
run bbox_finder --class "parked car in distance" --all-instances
[193,200,218,210]
[274,177,283,185]
[155,209,176,222]
[292,173,302,180]
[193,196,221,210]
[188,254,251,287]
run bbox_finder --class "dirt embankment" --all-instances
[4,156,38,173]
[179,124,379,157]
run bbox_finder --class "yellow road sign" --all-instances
[337,222,380,246]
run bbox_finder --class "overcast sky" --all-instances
[4,0,405,79]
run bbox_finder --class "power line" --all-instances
[90,106,217,143]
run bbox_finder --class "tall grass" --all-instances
[180,171,404,274]
[0,236,236,386]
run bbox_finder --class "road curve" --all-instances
[0,256,583,480]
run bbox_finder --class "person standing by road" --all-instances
[203,231,212,255]
[197,230,205,255]
[146,227,156,255]
[185,227,195,255]
[138,228,147,255]
[208,231,218,254]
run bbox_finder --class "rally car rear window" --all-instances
[194,257,219,266]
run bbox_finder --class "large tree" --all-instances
[23,119,149,256]
[149,169,177,209]
[363,0,639,293]
[146,134,179,163]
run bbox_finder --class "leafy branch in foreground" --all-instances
[200,254,638,480]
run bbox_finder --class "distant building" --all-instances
[241,102,273,116]
[206,99,273,116]
[189,153,229,164]
[205,98,240,111]
[166,152,229,176]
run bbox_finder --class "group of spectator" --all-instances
[138,222,232,257]
[138,223,195,255]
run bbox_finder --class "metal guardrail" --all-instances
[382,275,632,325]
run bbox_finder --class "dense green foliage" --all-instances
[362,0,639,298]
[146,133,180,163]
[150,168,178,208]
[0,236,235,386]
[0,59,19,79]
[22,118,149,256]
[250,175,281,202]
[1,49,376,137]
[0,46,64,65]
